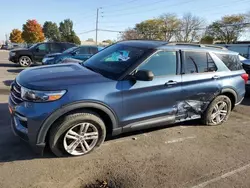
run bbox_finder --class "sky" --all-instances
[0,0,249,43]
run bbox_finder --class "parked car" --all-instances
[9,40,247,157]
[239,55,250,93]
[42,46,103,65]
[1,44,10,50]
[8,42,76,67]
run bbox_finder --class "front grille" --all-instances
[10,81,23,105]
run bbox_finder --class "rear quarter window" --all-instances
[215,53,242,71]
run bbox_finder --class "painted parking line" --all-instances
[165,136,196,144]
[191,163,250,188]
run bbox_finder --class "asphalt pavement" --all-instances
[1,51,250,188]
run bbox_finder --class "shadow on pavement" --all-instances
[7,69,24,74]
[0,63,17,67]
[241,97,250,106]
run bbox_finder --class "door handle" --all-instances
[165,80,178,86]
[212,75,220,79]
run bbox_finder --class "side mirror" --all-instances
[71,51,77,56]
[134,70,154,81]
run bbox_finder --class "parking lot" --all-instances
[1,51,250,188]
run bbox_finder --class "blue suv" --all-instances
[9,40,248,157]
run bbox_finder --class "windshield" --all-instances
[29,44,38,49]
[83,43,146,79]
[63,46,78,54]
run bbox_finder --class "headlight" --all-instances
[42,57,55,64]
[10,52,16,56]
[21,87,66,102]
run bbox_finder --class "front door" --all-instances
[179,50,221,120]
[33,43,49,62]
[122,50,183,130]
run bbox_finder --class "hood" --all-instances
[242,59,250,66]
[10,48,29,52]
[45,53,62,58]
[16,63,112,90]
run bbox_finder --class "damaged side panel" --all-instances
[174,90,220,122]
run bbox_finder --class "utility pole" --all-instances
[95,8,99,46]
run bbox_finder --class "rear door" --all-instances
[122,50,183,130]
[180,50,220,119]
[74,47,93,61]
[49,43,63,53]
[32,43,49,62]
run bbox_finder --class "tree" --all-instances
[200,36,214,44]
[43,21,61,41]
[9,29,24,43]
[22,19,45,43]
[135,19,164,40]
[207,14,247,44]
[159,13,181,41]
[59,19,80,44]
[102,39,113,44]
[175,13,204,42]
[120,28,139,40]
[86,38,94,42]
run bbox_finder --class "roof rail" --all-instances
[167,43,228,50]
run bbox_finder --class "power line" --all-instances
[77,29,96,35]
[102,0,196,17]
[102,0,140,8]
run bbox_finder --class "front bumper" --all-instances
[8,95,65,155]
[8,55,19,63]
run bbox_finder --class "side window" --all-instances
[184,52,217,74]
[77,47,89,54]
[37,43,47,51]
[215,53,242,71]
[89,47,98,54]
[50,43,62,53]
[138,51,177,76]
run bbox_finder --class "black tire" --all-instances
[49,111,106,157]
[19,56,32,67]
[202,95,232,126]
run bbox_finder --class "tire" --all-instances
[202,95,232,126]
[49,111,106,157]
[19,56,32,67]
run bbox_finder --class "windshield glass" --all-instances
[84,43,146,79]
[29,44,38,49]
[63,46,78,54]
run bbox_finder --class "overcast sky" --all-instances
[0,0,249,42]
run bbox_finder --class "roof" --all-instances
[118,40,168,49]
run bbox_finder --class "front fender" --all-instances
[36,101,119,144]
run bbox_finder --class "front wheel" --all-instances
[49,112,106,157]
[202,95,232,126]
[19,56,32,67]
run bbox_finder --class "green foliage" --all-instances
[43,21,61,41]
[59,19,80,44]
[200,36,214,44]
[207,14,247,44]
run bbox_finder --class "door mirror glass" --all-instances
[71,51,77,56]
[134,70,154,81]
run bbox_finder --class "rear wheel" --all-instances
[49,111,106,157]
[19,56,32,67]
[202,95,231,126]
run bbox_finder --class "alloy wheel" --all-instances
[63,122,99,156]
[211,101,228,124]
[19,57,31,67]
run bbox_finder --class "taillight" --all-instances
[241,73,249,84]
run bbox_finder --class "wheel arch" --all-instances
[36,101,119,145]
[221,88,237,110]
[18,54,34,62]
